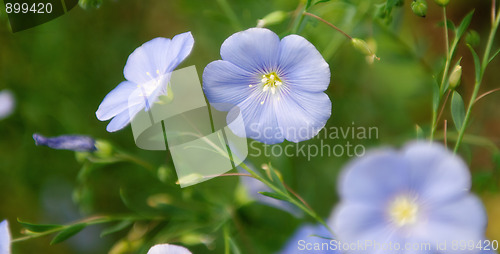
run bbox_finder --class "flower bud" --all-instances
[94,140,113,158]
[351,38,372,56]
[433,0,449,7]
[449,65,462,89]
[257,11,288,28]
[411,0,428,17]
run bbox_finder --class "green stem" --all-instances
[454,7,500,153]
[431,7,451,141]
[223,224,230,254]
[238,163,334,236]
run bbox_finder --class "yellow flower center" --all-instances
[388,196,419,227]
[249,72,284,105]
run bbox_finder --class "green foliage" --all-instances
[411,0,428,18]
[451,91,466,131]
[50,223,87,245]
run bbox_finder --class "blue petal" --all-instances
[124,32,194,85]
[279,224,335,254]
[338,149,411,206]
[274,90,331,142]
[423,195,486,245]
[279,34,330,93]
[220,28,280,73]
[237,91,284,144]
[403,142,471,204]
[0,220,11,254]
[105,103,143,132]
[147,244,192,254]
[96,81,143,121]
[202,60,255,110]
[33,134,96,152]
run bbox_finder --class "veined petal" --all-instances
[238,92,283,144]
[403,142,471,204]
[423,195,486,245]
[278,34,330,93]
[105,103,143,132]
[330,202,386,242]
[147,244,192,254]
[338,149,411,205]
[96,81,143,121]
[220,28,280,73]
[124,32,193,85]
[0,220,11,254]
[275,90,331,142]
[202,60,255,110]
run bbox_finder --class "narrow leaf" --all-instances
[100,220,133,238]
[268,164,287,193]
[432,79,440,111]
[489,48,500,64]
[305,0,313,9]
[50,223,87,245]
[455,10,474,39]
[17,219,63,233]
[313,0,330,5]
[451,91,466,131]
[258,191,289,201]
[467,44,481,82]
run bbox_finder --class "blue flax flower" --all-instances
[96,32,194,132]
[203,28,331,144]
[0,220,10,254]
[33,133,96,152]
[279,223,338,254]
[148,244,191,254]
[330,142,487,254]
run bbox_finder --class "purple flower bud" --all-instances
[33,134,96,152]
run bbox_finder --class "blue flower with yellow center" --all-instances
[203,28,331,144]
[329,142,488,254]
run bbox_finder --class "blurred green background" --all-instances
[1,0,499,253]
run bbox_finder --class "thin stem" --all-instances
[474,87,500,104]
[303,12,353,40]
[444,119,448,149]
[431,6,451,141]
[223,224,230,254]
[436,90,451,124]
[216,0,242,31]
[238,163,334,236]
[454,7,500,153]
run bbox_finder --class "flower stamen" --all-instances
[389,196,419,227]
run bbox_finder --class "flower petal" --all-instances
[403,142,471,204]
[274,90,331,142]
[423,194,486,245]
[33,134,96,152]
[96,81,143,121]
[0,220,11,254]
[202,60,255,110]
[238,93,283,144]
[124,32,194,85]
[279,34,330,93]
[147,244,192,254]
[220,28,280,73]
[279,224,334,254]
[105,103,143,132]
[0,90,15,120]
[338,149,411,206]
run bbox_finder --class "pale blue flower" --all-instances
[203,28,331,144]
[148,244,191,254]
[330,142,487,254]
[33,133,96,152]
[278,223,337,254]
[96,32,194,132]
[0,90,15,120]
[0,220,10,254]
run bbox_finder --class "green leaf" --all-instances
[229,238,242,254]
[100,220,133,238]
[17,219,63,233]
[313,0,330,6]
[455,10,474,40]
[50,223,87,245]
[489,48,500,64]
[267,164,287,193]
[258,192,289,201]
[432,79,440,111]
[467,44,482,82]
[305,0,313,9]
[451,91,466,131]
